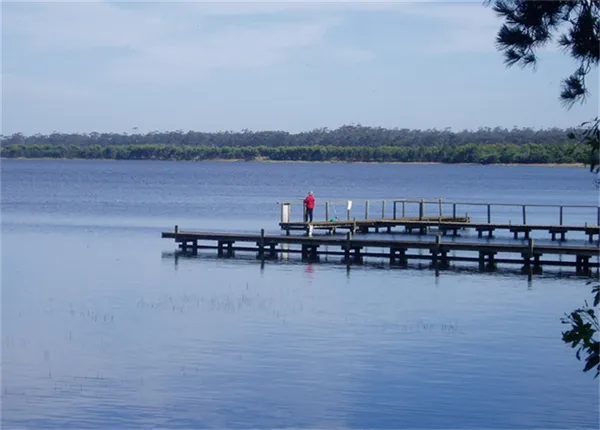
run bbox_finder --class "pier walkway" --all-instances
[161,227,599,275]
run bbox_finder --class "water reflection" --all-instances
[160,250,597,283]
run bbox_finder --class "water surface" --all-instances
[2,159,599,429]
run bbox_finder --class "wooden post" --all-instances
[402,201,406,217]
[393,201,397,220]
[382,200,386,219]
[431,234,441,270]
[453,203,456,219]
[175,225,179,233]
[528,237,534,257]
[438,199,443,217]
[597,207,599,226]
[522,205,527,224]
[487,204,491,224]
[365,200,369,220]
[419,199,424,220]
[259,229,265,260]
[560,206,563,226]
[325,202,329,221]
[345,232,351,264]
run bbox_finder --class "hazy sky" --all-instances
[2,1,598,136]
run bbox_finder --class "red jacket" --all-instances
[304,195,315,209]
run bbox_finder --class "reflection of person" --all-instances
[304,191,315,223]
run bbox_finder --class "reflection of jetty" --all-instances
[161,228,600,275]
[278,198,600,242]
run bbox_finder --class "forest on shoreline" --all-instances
[0,125,591,165]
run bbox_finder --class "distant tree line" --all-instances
[1,125,592,164]
[0,142,587,164]
[0,125,579,148]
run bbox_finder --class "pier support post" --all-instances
[301,245,319,262]
[343,232,351,264]
[560,206,563,226]
[257,229,265,260]
[353,247,363,264]
[390,248,407,266]
[521,238,534,272]
[587,229,598,243]
[431,235,441,269]
[310,245,319,261]
[389,248,396,265]
[439,251,449,269]
[533,254,542,273]
[478,252,497,272]
[217,241,234,258]
[575,255,591,275]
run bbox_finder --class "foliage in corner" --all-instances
[485,0,599,108]
[561,282,600,378]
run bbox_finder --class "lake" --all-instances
[2,159,599,429]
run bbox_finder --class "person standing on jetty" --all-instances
[304,191,315,223]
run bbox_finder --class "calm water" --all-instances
[2,159,599,429]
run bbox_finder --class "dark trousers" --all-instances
[304,207,314,222]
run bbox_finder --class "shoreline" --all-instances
[0,157,587,168]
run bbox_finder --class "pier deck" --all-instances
[162,228,600,275]
[278,197,600,242]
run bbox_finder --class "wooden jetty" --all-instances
[278,198,600,242]
[161,227,600,275]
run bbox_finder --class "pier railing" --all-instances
[278,198,600,227]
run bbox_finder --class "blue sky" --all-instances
[2,1,598,135]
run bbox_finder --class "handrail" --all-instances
[278,198,599,209]
[278,197,443,205]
